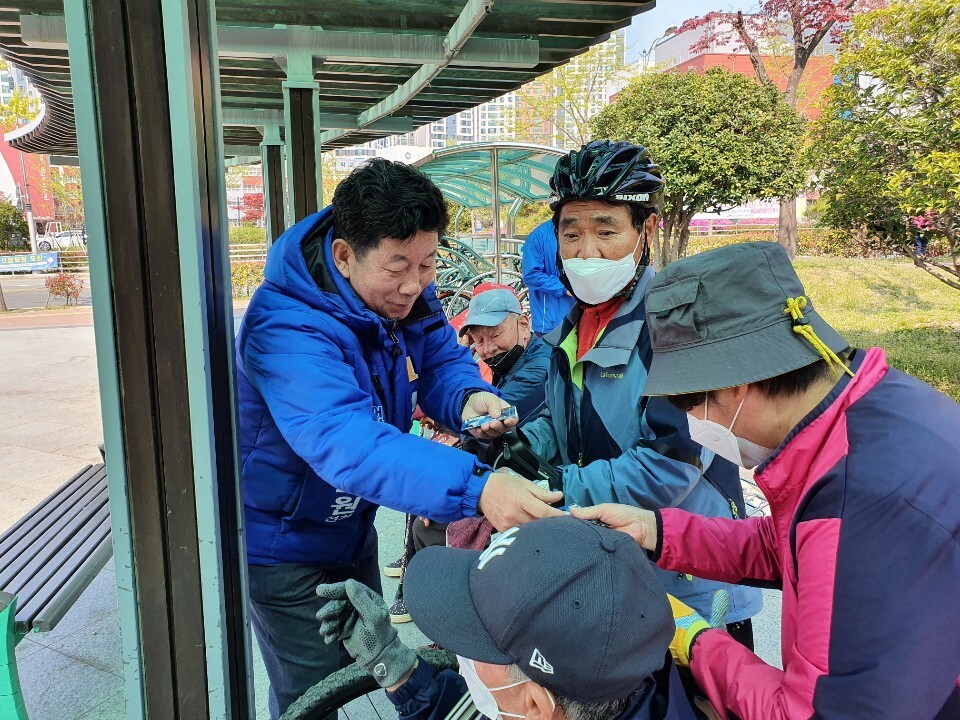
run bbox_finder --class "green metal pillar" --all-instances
[63,0,251,717]
[160,0,252,717]
[63,2,145,717]
[282,42,322,225]
[260,122,285,246]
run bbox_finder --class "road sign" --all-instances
[0,251,59,272]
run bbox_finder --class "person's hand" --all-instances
[315,580,417,689]
[570,504,658,551]
[419,517,431,527]
[478,472,564,531]
[666,590,728,667]
[462,392,518,439]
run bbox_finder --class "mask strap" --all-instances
[488,679,529,693]
[728,395,746,432]
[491,681,555,719]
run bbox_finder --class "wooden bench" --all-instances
[0,464,112,720]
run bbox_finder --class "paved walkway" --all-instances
[0,273,93,311]
[1,321,782,719]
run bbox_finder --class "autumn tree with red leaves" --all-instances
[242,192,264,224]
[676,0,886,258]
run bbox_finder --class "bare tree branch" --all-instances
[733,11,774,87]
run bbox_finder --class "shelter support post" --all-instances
[63,0,250,717]
[490,146,502,283]
[260,122,285,245]
[506,198,522,238]
[282,43,322,226]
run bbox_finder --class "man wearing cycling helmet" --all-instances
[315,516,706,720]
[519,140,762,640]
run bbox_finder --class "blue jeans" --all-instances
[247,542,381,719]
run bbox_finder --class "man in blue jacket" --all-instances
[522,219,576,335]
[235,158,562,719]
[316,517,703,720]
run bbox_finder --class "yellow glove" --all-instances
[667,590,728,667]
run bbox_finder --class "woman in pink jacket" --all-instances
[575,242,960,720]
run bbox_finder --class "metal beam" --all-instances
[321,0,492,145]
[19,13,539,68]
[223,144,263,156]
[220,108,413,133]
[223,155,259,167]
[222,108,283,126]
[48,154,80,166]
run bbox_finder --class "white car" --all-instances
[37,231,87,252]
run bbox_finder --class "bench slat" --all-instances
[14,511,112,633]
[0,465,105,558]
[29,532,113,634]
[0,465,95,549]
[0,484,109,590]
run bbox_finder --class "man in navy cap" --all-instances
[383,283,554,625]
[459,283,552,426]
[316,516,705,720]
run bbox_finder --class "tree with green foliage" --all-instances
[0,194,29,251]
[0,195,29,311]
[50,166,85,229]
[678,1,887,258]
[0,59,39,131]
[809,0,960,291]
[591,68,806,266]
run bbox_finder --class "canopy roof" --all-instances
[414,142,564,208]
[0,0,655,156]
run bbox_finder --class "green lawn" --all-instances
[794,257,960,401]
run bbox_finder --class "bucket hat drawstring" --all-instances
[785,296,854,379]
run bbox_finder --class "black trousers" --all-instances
[247,542,381,720]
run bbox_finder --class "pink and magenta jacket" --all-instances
[654,348,960,719]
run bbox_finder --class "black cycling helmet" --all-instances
[549,140,664,211]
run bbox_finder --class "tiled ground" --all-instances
[3,321,782,720]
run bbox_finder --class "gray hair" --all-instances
[506,665,630,720]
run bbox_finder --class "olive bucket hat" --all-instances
[642,242,851,396]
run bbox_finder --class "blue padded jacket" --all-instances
[236,207,493,565]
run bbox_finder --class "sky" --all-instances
[625,0,749,63]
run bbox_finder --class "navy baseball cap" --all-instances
[459,287,522,337]
[404,516,673,703]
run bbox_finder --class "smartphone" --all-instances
[461,405,518,432]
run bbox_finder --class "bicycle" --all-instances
[280,648,474,720]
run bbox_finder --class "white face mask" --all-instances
[561,233,644,305]
[456,656,555,720]
[687,394,776,470]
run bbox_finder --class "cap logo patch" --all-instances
[529,649,554,675]
[477,527,519,570]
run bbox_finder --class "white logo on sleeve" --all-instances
[529,649,554,675]
[476,526,519,570]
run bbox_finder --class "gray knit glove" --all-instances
[316,580,416,689]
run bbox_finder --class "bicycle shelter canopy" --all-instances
[416,142,564,283]
[414,142,564,209]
